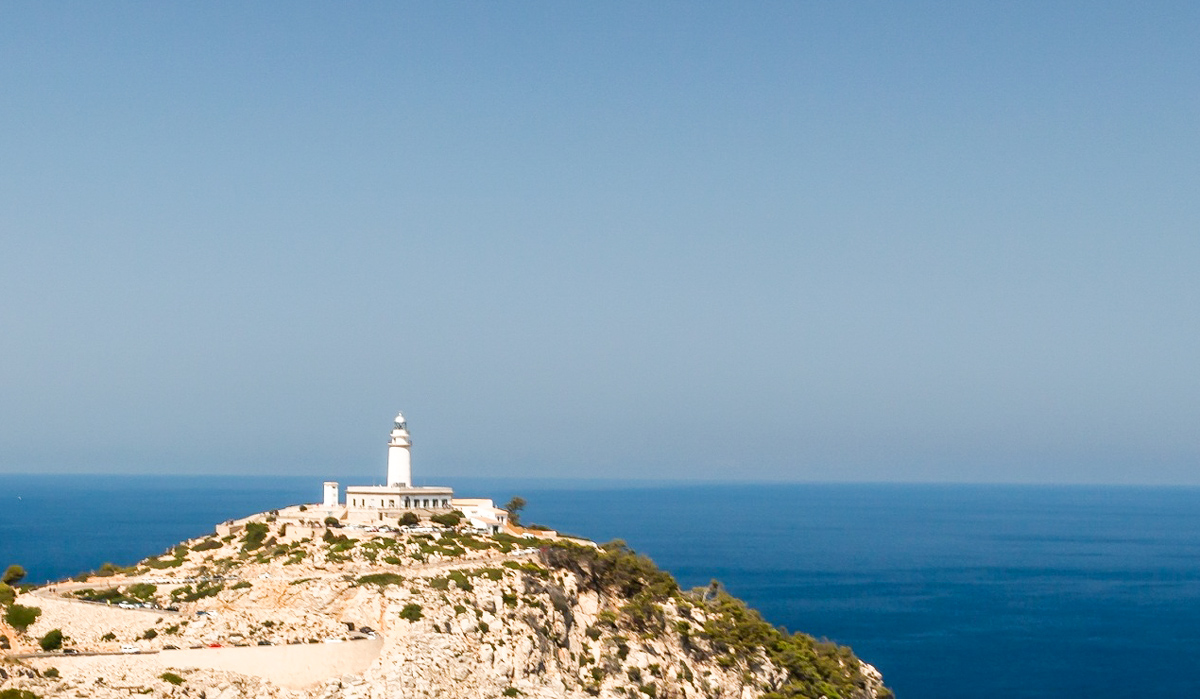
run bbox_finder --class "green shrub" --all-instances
[42,668,59,679]
[192,538,222,552]
[428,577,450,590]
[0,689,40,699]
[126,583,157,601]
[0,582,15,606]
[142,628,158,640]
[242,522,270,551]
[431,511,464,527]
[477,621,489,633]
[231,581,252,590]
[476,568,503,581]
[100,632,116,641]
[501,559,549,576]
[323,516,340,527]
[4,603,41,633]
[701,590,876,699]
[38,629,63,651]
[502,688,521,697]
[73,587,123,603]
[171,582,223,602]
[398,603,423,622]
[2,565,25,586]
[614,636,629,660]
[328,539,356,553]
[621,594,665,631]
[142,553,185,569]
[160,672,185,686]
[399,512,420,527]
[95,562,135,577]
[357,573,405,587]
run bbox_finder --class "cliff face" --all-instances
[0,508,890,699]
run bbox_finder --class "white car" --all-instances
[120,645,138,654]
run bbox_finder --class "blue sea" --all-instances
[2,475,1198,698]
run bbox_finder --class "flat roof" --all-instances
[344,485,453,494]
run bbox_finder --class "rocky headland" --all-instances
[1,505,891,699]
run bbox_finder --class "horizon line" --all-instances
[1,471,1198,489]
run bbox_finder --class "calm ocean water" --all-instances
[2,475,1198,698]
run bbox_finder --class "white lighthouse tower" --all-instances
[386,412,413,487]
[338,411,453,516]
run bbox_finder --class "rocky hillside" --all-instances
[1,507,891,699]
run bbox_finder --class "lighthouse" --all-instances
[387,412,413,487]
[337,411,454,515]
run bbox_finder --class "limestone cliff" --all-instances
[0,507,891,699]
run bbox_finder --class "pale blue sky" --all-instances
[2,3,1198,483]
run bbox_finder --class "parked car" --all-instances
[120,645,138,654]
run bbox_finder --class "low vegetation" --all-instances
[2,565,26,586]
[241,522,271,551]
[539,539,889,699]
[430,510,464,527]
[73,583,157,606]
[170,581,224,603]
[38,629,63,651]
[357,572,405,587]
[4,603,42,633]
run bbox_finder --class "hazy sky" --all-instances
[2,3,1198,484]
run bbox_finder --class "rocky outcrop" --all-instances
[0,506,891,699]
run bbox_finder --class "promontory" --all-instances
[0,505,891,699]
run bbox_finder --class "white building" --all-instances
[324,412,454,515]
[452,498,509,534]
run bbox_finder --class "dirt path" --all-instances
[47,638,384,689]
